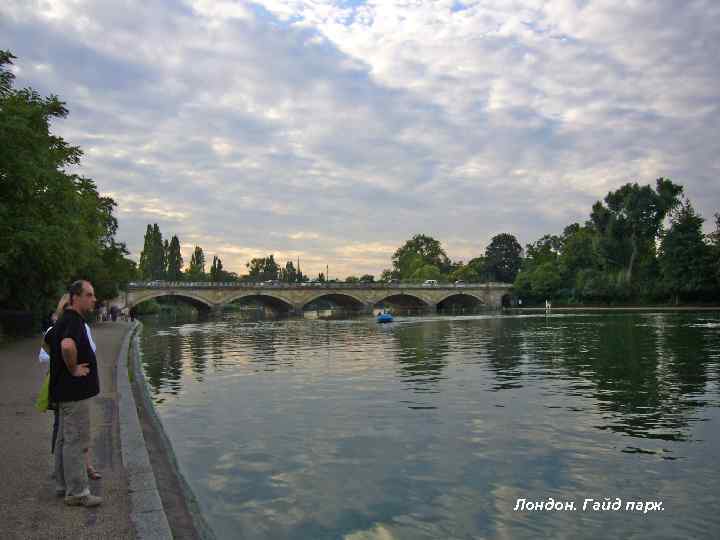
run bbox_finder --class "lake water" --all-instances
[137,311,720,540]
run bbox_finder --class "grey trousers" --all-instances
[54,399,91,498]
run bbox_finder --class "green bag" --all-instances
[35,373,50,413]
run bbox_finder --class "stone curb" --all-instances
[127,323,217,540]
[116,321,173,540]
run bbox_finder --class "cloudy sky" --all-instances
[3,0,719,278]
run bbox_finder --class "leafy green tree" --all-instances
[484,233,523,283]
[186,246,206,280]
[0,51,130,315]
[525,234,562,265]
[449,263,480,283]
[359,274,375,283]
[529,262,563,299]
[590,178,683,282]
[558,225,599,279]
[392,234,450,279]
[279,261,300,282]
[574,269,611,303]
[247,255,279,281]
[81,240,137,301]
[163,239,170,274]
[345,276,360,283]
[209,255,224,281]
[659,201,713,303]
[138,223,165,280]
[138,225,154,279]
[166,235,183,280]
[410,264,443,282]
[709,213,720,288]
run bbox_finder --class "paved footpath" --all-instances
[0,322,135,540]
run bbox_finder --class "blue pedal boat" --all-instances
[377,312,394,323]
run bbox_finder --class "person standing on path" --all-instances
[41,294,102,479]
[49,280,103,507]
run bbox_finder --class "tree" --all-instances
[247,255,279,282]
[392,234,450,279]
[163,239,170,275]
[529,262,563,299]
[659,201,713,303]
[186,246,206,280]
[359,274,375,283]
[525,234,562,265]
[279,261,299,283]
[209,255,224,281]
[410,264,442,282]
[345,276,360,283]
[709,213,720,288]
[138,223,165,280]
[558,225,599,278]
[484,233,522,283]
[166,235,183,280]
[590,178,683,282]
[138,225,153,279]
[0,51,130,316]
[81,239,137,301]
[449,263,480,283]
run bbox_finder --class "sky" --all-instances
[2,0,719,279]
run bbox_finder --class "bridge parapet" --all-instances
[127,281,512,290]
[116,281,513,312]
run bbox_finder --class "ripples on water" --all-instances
[138,312,720,540]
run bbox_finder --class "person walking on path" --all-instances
[49,280,102,507]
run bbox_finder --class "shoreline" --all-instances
[125,322,216,540]
[116,322,173,539]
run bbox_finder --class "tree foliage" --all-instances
[392,234,450,280]
[138,224,165,280]
[659,201,713,303]
[279,260,305,282]
[186,246,206,280]
[513,178,717,305]
[0,51,135,316]
[166,235,183,280]
[590,178,683,281]
[247,255,279,282]
[209,255,225,281]
[484,233,523,282]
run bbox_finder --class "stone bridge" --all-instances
[113,281,514,315]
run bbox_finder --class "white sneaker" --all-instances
[64,494,102,507]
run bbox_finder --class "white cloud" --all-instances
[2,0,718,278]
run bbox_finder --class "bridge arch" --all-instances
[436,292,486,314]
[302,292,367,311]
[436,292,485,305]
[376,292,432,306]
[127,291,214,313]
[223,292,295,313]
[375,293,433,315]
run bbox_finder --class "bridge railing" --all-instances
[127,281,511,290]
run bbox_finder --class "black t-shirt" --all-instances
[49,309,100,402]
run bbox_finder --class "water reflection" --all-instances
[393,321,451,394]
[137,311,720,540]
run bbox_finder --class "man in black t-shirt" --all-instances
[49,280,102,507]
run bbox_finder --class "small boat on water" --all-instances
[377,312,394,323]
